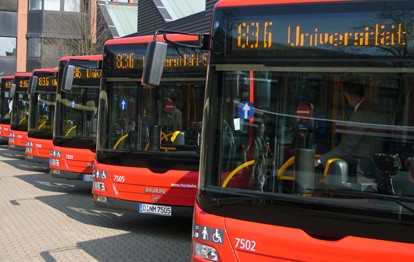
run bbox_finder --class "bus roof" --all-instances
[104,34,201,46]
[216,0,350,7]
[14,72,32,78]
[32,68,59,74]
[1,75,15,81]
[59,55,103,62]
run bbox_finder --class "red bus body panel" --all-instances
[25,137,52,162]
[49,145,95,180]
[93,161,198,207]
[192,203,414,261]
[0,124,11,142]
[8,130,27,151]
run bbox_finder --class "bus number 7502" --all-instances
[235,238,256,251]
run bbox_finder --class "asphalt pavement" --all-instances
[0,145,193,262]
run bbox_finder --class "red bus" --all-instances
[92,34,207,216]
[25,68,58,163]
[0,75,13,144]
[192,0,414,260]
[49,55,102,181]
[9,72,32,152]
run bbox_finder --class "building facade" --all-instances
[138,0,218,36]
[0,0,137,75]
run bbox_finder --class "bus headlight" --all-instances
[49,159,60,166]
[26,141,33,147]
[93,181,106,191]
[26,147,32,153]
[193,242,218,261]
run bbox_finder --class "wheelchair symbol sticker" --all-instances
[238,101,255,120]
[211,229,224,244]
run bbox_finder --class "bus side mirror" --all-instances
[9,83,16,98]
[141,41,167,87]
[62,65,75,92]
[28,76,38,95]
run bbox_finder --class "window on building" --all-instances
[44,0,60,11]
[29,0,42,10]
[64,0,81,12]
[0,37,16,57]
[42,38,71,58]
[1,0,18,11]
[27,38,41,58]
[117,0,129,3]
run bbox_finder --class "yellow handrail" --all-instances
[113,133,129,149]
[65,125,77,136]
[324,158,342,176]
[37,121,47,130]
[221,160,255,188]
[19,117,27,125]
[171,131,181,142]
[277,154,322,181]
[277,156,295,181]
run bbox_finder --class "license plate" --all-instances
[139,203,172,216]
[82,174,93,181]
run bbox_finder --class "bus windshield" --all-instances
[0,87,11,122]
[55,87,98,138]
[28,93,55,138]
[11,92,29,131]
[200,1,414,222]
[100,79,204,154]
[53,58,102,149]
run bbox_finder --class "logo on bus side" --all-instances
[145,187,166,194]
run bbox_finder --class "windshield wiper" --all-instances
[160,143,200,154]
[208,192,270,208]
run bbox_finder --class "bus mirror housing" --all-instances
[141,41,167,88]
[62,65,75,92]
[9,83,16,98]
[28,76,38,95]
[141,30,208,88]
